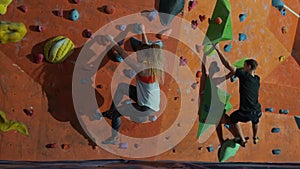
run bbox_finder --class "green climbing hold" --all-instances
[203,0,233,45]
[218,139,240,162]
[0,111,29,136]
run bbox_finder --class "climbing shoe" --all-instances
[253,137,259,144]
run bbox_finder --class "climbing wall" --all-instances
[0,0,300,163]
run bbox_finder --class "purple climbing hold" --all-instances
[119,25,126,31]
[191,20,199,30]
[147,10,158,21]
[119,142,128,149]
[179,56,188,66]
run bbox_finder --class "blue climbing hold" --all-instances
[69,9,79,21]
[207,146,214,152]
[272,149,281,155]
[239,14,247,22]
[279,109,289,114]
[271,127,280,133]
[230,75,237,82]
[224,124,230,129]
[239,33,247,41]
[114,53,123,62]
[294,116,300,129]
[281,9,286,16]
[224,44,233,52]
[117,39,124,46]
[119,142,128,149]
[265,107,274,112]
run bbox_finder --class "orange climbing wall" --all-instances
[0,0,300,163]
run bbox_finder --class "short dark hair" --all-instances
[245,59,258,70]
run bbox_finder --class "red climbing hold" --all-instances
[196,71,201,78]
[105,5,115,14]
[199,15,206,22]
[215,17,222,24]
[34,53,44,63]
[18,5,28,13]
[188,0,197,11]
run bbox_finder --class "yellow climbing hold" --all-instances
[279,55,286,62]
[0,111,30,136]
[44,36,75,63]
[0,0,12,15]
[0,21,27,44]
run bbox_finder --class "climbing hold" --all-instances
[73,0,80,4]
[214,17,222,24]
[230,75,237,82]
[149,115,157,122]
[271,127,280,133]
[119,25,126,31]
[46,143,57,148]
[265,107,274,112]
[239,13,247,22]
[272,149,281,155]
[146,10,158,21]
[191,82,198,89]
[69,9,79,21]
[279,109,289,114]
[156,28,172,40]
[44,36,75,63]
[38,25,45,32]
[0,21,27,44]
[195,44,203,53]
[61,144,71,150]
[196,71,201,78]
[96,84,103,89]
[207,146,214,152]
[218,139,240,162]
[83,29,93,38]
[224,44,233,52]
[105,5,115,14]
[281,26,288,34]
[18,5,28,13]
[117,39,124,46]
[191,20,199,30]
[113,52,123,62]
[224,124,230,129]
[179,56,188,66]
[34,53,44,63]
[119,142,128,149]
[239,33,247,41]
[294,116,300,129]
[123,69,137,79]
[188,0,197,11]
[281,9,286,16]
[199,15,206,22]
[279,55,286,62]
[56,9,63,17]
[134,143,139,148]
[23,108,33,116]
[0,0,12,15]
[174,96,179,100]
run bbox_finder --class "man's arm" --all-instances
[213,44,236,74]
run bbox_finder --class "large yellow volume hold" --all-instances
[0,0,12,15]
[0,21,27,44]
[44,36,75,63]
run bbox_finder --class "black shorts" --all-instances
[230,110,262,124]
